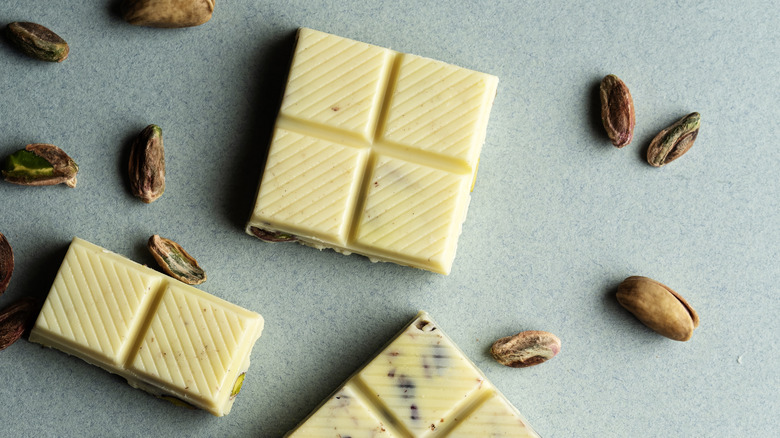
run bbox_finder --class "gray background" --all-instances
[1,1,778,437]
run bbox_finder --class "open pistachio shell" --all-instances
[2,144,78,187]
[147,235,206,285]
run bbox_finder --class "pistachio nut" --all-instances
[600,74,635,148]
[121,0,215,28]
[148,235,206,285]
[249,226,297,243]
[2,144,79,187]
[128,124,165,203]
[5,22,69,62]
[0,233,13,297]
[647,112,700,167]
[0,297,37,351]
[230,372,246,399]
[616,276,699,341]
[490,330,561,368]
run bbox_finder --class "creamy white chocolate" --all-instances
[29,237,264,416]
[285,311,539,437]
[247,28,499,274]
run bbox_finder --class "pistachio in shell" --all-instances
[121,0,215,28]
[2,144,78,187]
[5,22,69,62]
[148,235,206,285]
[616,276,699,341]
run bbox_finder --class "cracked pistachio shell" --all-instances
[0,233,13,297]
[617,276,699,341]
[647,112,700,167]
[128,124,165,203]
[121,0,215,28]
[6,22,69,62]
[148,235,206,285]
[2,144,78,187]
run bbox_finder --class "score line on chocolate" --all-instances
[247,28,499,274]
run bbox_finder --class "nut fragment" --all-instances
[128,124,165,203]
[249,226,297,243]
[121,0,215,28]
[490,330,561,368]
[0,233,13,297]
[599,74,635,148]
[0,298,37,351]
[148,235,206,285]
[230,372,246,399]
[2,144,79,187]
[5,22,69,62]
[647,112,700,167]
[616,276,699,341]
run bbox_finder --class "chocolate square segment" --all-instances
[247,28,499,274]
[285,312,539,437]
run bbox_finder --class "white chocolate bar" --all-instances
[286,311,539,437]
[247,28,499,274]
[29,237,264,416]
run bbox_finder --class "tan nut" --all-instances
[491,330,561,368]
[616,276,699,341]
[121,0,215,28]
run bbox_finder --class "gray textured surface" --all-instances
[1,1,778,437]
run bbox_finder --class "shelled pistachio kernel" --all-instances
[2,144,78,187]
[0,233,12,297]
[599,74,635,148]
[128,124,165,203]
[491,330,561,367]
[1,298,37,351]
[647,113,701,167]
[5,22,69,62]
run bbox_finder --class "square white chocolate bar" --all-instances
[29,237,264,416]
[246,28,499,274]
[285,311,539,437]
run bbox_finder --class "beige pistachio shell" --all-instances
[617,276,699,341]
[121,0,215,28]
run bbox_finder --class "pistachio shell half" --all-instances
[148,235,206,285]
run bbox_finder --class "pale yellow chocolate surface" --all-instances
[29,237,264,416]
[285,311,539,437]
[247,28,498,274]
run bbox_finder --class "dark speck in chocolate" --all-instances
[398,375,415,399]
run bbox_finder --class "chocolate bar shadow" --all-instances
[224,30,298,232]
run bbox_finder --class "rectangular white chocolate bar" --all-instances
[285,311,539,437]
[246,28,499,274]
[29,237,264,416]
